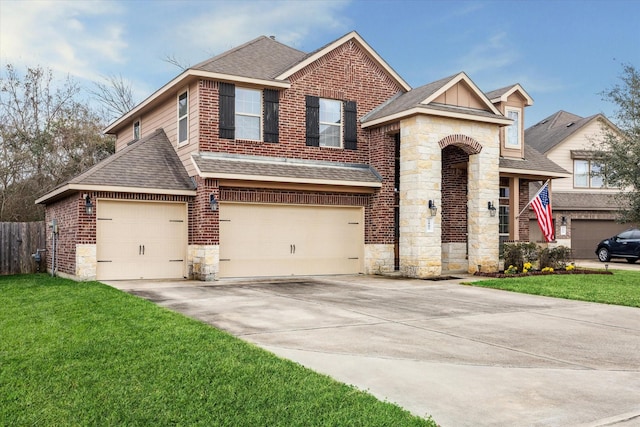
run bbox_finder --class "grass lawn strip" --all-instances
[471,270,640,308]
[0,274,435,426]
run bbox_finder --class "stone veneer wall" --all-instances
[188,245,219,281]
[364,244,395,274]
[399,115,500,277]
[75,243,96,280]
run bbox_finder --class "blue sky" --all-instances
[1,0,639,127]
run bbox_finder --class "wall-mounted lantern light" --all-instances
[209,193,219,212]
[428,199,437,217]
[488,201,497,217]
[84,194,93,215]
[561,216,567,226]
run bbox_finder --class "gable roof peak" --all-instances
[276,31,411,92]
[485,83,533,106]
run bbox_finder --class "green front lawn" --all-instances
[0,274,435,426]
[472,270,640,307]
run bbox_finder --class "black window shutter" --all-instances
[263,89,279,143]
[344,100,357,150]
[305,95,320,147]
[219,82,235,139]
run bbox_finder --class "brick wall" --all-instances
[196,40,403,246]
[366,127,397,244]
[45,194,80,276]
[442,146,469,243]
[190,177,219,245]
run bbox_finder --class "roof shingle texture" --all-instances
[525,110,602,154]
[191,36,307,80]
[193,153,382,184]
[69,129,195,191]
[499,145,570,175]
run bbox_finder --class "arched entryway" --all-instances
[439,135,482,273]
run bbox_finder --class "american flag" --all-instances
[531,183,554,242]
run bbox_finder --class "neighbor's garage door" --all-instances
[219,203,363,278]
[572,220,637,259]
[96,200,187,280]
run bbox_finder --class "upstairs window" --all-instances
[178,91,188,145]
[235,87,261,140]
[574,159,609,188]
[219,83,279,142]
[319,98,341,147]
[133,120,140,140]
[505,107,521,147]
[306,96,357,150]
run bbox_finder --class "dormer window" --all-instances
[505,107,521,148]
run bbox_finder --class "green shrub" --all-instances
[503,242,538,271]
[538,245,572,270]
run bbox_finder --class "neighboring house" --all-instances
[525,110,635,258]
[36,31,568,281]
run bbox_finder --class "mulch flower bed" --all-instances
[474,269,614,279]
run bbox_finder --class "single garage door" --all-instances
[96,200,187,280]
[572,220,637,259]
[219,203,364,278]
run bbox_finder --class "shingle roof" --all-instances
[499,145,570,177]
[485,84,517,101]
[525,110,602,154]
[362,73,505,124]
[69,129,195,190]
[529,182,624,210]
[192,152,382,186]
[551,192,622,210]
[191,36,307,81]
[37,129,195,204]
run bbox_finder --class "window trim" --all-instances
[504,106,522,148]
[177,89,189,147]
[319,98,343,148]
[574,158,610,188]
[235,87,262,141]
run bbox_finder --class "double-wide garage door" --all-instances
[219,203,364,278]
[96,200,187,280]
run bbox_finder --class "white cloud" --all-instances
[0,0,127,81]
[458,32,520,75]
[176,0,351,62]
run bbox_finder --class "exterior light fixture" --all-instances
[488,201,497,217]
[209,193,219,212]
[84,194,93,215]
[561,216,567,226]
[428,199,437,217]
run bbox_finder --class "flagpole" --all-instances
[516,179,550,218]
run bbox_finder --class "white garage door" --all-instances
[96,200,187,280]
[219,203,364,278]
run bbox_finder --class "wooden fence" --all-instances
[0,222,47,275]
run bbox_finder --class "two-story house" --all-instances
[525,111,635,258]
[36,31,568,281]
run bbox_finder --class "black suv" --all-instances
[595,228,640,263]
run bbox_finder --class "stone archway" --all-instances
[438,134,482,155]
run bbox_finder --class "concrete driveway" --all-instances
[106,274,640,427]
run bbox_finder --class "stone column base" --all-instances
[188,245,219,281]
[364,244,395,274]
[75,244,97,281]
